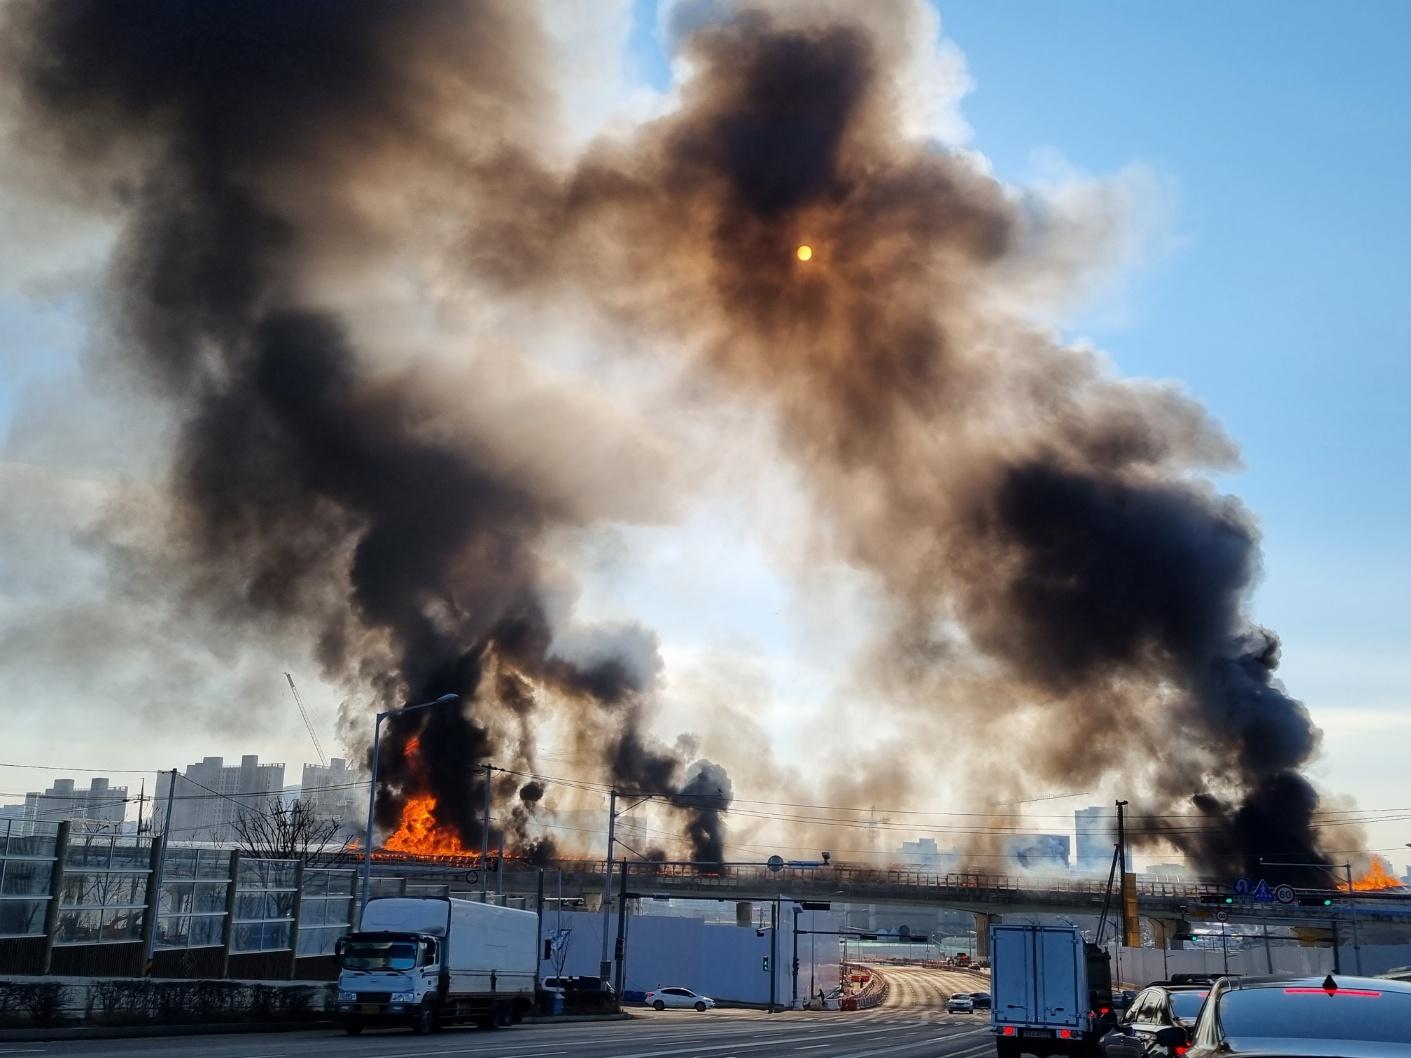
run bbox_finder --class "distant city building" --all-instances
[154,755,285,844]
[900,837,940,867]
[1004,833,1071,871]
[1075,807,1116,872]
[1144,862,1190,882]
[897,838,962,872]
[300,758,363,832]
[12,777,129,836]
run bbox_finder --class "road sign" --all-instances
[898,924,911,939]
[766,855,785,873]
[1233,878,1251,895]
[1275,884,1296,905]
[1253,879,1275,902]
[1216,910,1229,923]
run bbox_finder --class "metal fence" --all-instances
[0,823,366,979]
[296,868,355,956]
[0,819,59,939]
[53,833,154,946]
[156,848,231,951]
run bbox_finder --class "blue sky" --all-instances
[926,2,1411,753]
[2,1,1407,862]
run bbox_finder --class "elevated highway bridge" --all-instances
[365,856,1411,946]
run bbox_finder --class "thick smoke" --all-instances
[3,0,730,862]
[455,5,1331,877]
[4,0,1336,878]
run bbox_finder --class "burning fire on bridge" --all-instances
[1343,856,1406,893]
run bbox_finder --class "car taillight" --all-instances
[1001,1026,1016,1036]
[1098,1006,1111,1015]
[1284,987,1382,997]
[1174,1047,1188,1056]
[1058,1029,1073,1039]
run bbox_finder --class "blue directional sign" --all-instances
[1253,879,1275,902]
[1233,878,1251,895]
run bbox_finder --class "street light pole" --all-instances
[359,693,459,928]
[599,787,618,985]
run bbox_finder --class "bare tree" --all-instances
[231,798,354,866]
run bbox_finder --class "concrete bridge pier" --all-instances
[1150,917,1192,950]
[973,912,1000,958]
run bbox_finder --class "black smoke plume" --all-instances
[455,5,1333,878]
[3,0,730,862]
[5,0,1339,878]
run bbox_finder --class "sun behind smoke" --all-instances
[795,244,813,261]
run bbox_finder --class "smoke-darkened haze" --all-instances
[1,0,1336,878]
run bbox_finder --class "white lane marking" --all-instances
[496,1051,569,1057]
[795,1046,830,1051]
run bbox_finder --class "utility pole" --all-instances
[1115,800,1130,951]
[496,831,506,904]
[1344,862,1363,975]
[769,898,778,1012]
[480,762,493,903]
[599,788,618,985]
[614,858,629,998]
[792,906,801,1009]
[135,778,145,836]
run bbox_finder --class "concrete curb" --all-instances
[0,1020,336,1043]
[0,1012,634,1042]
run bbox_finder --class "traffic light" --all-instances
[1200,894,1235,905]
[1299,895,1335,908]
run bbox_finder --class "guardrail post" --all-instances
[39,820,70,975]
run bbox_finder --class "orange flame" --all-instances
[379,736,476,858]
[1342,855,1403,892]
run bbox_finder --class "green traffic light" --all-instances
[1224,897,1234,904]
[1322,898,1333,906]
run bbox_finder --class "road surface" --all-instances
[873,964,990,1011]
[2,1005,1000,1058]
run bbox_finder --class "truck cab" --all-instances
[335,931,442,1034]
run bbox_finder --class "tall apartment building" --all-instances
[1004,832,1071,871]
[154,755,285,844]
[299,757,363,832]
[1075,806,1117,872]
[11,777,128,836]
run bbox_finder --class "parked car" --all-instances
[645,986,715,1012]
[970,991,992,1010]
[1101,982,1210,1057]
[1186,974,1411,1057]
[946,992,975,1014]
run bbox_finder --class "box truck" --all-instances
[335,896,538,1035]
[990,924,1114,1057]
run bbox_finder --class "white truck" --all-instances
[990,924,1114,1058]
[334,896,538,1035]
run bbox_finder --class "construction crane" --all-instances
[284,672,328,767]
